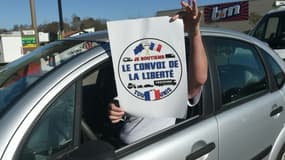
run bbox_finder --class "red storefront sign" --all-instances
[204,0,249,23]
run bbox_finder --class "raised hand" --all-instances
[171,0,202,36]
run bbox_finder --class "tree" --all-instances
[12,25,20,31]
[0,28,7,34]
[93,19,107,31]
[80,17,107,31]
[38,21,59,33]
[80,17,96,30]
[7,15,107,36]
[38,21,70,32]
[71,14,81,31]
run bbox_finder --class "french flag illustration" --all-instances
[133,43,144,55]
[144,89,161,101]
[149,42,162,52]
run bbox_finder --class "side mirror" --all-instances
[67,140,117,160]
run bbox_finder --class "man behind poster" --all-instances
[109,0,208,144]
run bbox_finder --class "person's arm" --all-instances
[188,23,207,99]
[172,0,208,99]
[109,102,125,123]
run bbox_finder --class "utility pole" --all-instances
[58,0,64,39]
[29,0,39,46]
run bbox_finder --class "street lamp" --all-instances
[29,0,39,46]
[58,0,64,39]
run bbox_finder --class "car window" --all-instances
[264,17,279,40]
[253,17,266,40]
[80,57,204,150]
[0,40,99,117]
[204,36,268,105]
[260,48,285,88]
[19,84,76,160]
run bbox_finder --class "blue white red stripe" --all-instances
[144,89,160,101]
[149,42,162,52]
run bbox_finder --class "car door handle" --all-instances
[270,106,283,117]
[186,142,216,160]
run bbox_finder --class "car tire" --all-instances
[277,143,285,160]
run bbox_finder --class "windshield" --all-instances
[0,40,99,114]
[252,12,285,49]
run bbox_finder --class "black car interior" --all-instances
[81,62,126,149]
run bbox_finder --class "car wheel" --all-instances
[277,143,285,160]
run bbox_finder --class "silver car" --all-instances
[1,27,285,160]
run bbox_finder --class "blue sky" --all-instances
[0,0,237,29]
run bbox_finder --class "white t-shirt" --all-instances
[120,89,202,144]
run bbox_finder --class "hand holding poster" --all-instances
[107,16,188,118]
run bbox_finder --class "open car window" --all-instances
[0,40,99,116]
[79,60,204,150]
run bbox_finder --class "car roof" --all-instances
[67,26,261,47]
[266,6,285,14]
[64,30,110,42]
[64,26,273,60]
[0,26,268,80]
[201,26,255,41]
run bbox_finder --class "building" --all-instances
[0,32,22,63]
[156,0,276,32]
[0,31,50,63]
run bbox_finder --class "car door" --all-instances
[60,58,219,160]
[118,117,219,160]
[1,49,110,160]
[116,64,218,159]
[16,83,78,160]
[204,36,285,160]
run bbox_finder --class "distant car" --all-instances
[1,27,285,160]
[249,4,285,60]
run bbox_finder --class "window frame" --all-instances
[257,46,285,91]
[14,82,81,160]
[203,35,273,113]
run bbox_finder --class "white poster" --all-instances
[107,16,188,118]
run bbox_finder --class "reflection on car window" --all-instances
[204,37,268,105]
[0,40,99,115]
[19,84,75,160]
[254,17,266,40]
[260,48,285,88]
[265,17,279,40]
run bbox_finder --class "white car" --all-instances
[1,27,285,160]
[249,4,285,60]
